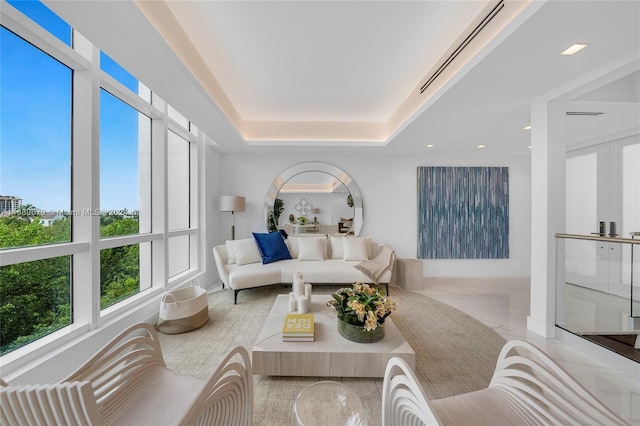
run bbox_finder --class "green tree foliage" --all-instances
[0,213,141,355]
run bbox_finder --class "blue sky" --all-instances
[1,0,142,212]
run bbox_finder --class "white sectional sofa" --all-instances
[213,234,395,304]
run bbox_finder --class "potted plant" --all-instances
[327,283,396,343]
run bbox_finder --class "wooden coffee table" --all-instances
[252,293,415,377]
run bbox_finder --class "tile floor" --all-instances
[415,277,640,425]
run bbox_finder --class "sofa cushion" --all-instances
[226,238,263,266]
[227,262,282,290]
[329,236,344,259]
[298,237,325,261]
[279,259,389,284]
[343,237,369,261]
[287,236,328,259]
[253,232,292,264]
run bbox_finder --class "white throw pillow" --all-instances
[286,236,300,258]
[342,237,369,261]
[225,240,237,264]
[227,238,262,266]
[330,236,344,259]
[298,237,325,261]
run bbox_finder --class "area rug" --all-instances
[157,285,506,426]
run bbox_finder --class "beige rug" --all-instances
[157,285,506,426]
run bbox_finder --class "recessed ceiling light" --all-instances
[561,43,588,55]
[523,125,531,130]
[477,144,486,149]
[426,144,434,148]
[528,145,532,149]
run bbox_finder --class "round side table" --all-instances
[293,380,367,426]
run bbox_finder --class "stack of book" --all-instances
[282,313,314,342]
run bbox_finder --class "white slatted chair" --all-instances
[1,323,253,426]
[382,339,629,426]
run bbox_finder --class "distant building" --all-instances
[39,212,64,227]
[0,195,22,214]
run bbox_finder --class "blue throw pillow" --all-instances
[252,232,292,264]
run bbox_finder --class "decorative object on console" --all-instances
[253,232,292,264]
[220,195,245,240]
[328,283,396,343]
[295,198,314,217]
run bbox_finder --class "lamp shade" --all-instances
[219,196,245,212]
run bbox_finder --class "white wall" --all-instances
[210,151,531,278]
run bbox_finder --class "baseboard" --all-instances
[527,315,557,338]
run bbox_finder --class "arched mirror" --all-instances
[264,162,363,236]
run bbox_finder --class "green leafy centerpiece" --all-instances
[328,283,396,343]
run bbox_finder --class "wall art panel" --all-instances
[417,166,509,259]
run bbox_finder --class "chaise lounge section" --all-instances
[214,234,395,303]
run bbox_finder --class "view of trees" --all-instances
[0,211,141,355]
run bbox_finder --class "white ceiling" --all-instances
[163,1,488,123]
[44,0,640,154]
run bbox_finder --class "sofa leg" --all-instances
[234,290,239,305]
[385,283,389,295]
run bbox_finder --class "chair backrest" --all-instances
[1,381,103,426]
[489,340,628,426]
[63,323,166,410]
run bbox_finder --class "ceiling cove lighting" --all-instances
[561,43,588,55]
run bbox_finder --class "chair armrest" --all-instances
[1,381,103,425]
[489,340,628,425]
[177,345,254,426]
[382,357,441,426]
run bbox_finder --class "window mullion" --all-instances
[71,32,101,329]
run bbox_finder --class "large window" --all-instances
[0,22,72,355]
[99,88,151,237]
[0,27,72,248]
[167,112,199,279]
[1,1,202,359]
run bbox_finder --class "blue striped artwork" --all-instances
[417,166,509,259]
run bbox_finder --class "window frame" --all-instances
[0,1,205,368]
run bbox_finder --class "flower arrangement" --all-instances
[328,283,396,332]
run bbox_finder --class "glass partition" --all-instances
[556,234,639,361]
